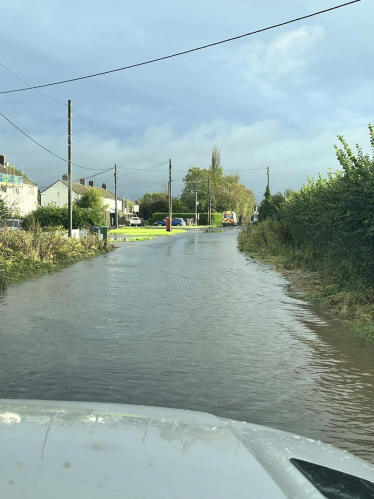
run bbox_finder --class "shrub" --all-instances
[23,205,105,230]
[0,225,113,288]
[243,124,374,292]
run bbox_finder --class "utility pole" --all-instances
[208,178,211,226]
[195,191,198,226]
[68,100,73,237]
[114,164,118,229]
[267,167,270,188]
[168,159,172,232]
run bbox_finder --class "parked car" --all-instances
[0,219,23,230]
[154,218,185,227]
[128,217,142,227]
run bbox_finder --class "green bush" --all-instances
[242,124,374,292]
[0,225,113,288]
[212,213,223,226]
[23,205,105,230]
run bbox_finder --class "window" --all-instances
[28,186,34,195]
[15,187,20,194]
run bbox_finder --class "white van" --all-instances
[222,211,237,227]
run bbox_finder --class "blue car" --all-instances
[154,218,185,227]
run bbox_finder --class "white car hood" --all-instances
[0,400,373,498]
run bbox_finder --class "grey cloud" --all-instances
[0,0,372,201]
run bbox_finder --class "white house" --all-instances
[0,154,38,216]
[41,175,122,214]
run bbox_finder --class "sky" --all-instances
[0,0,372,202]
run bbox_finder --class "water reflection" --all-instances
[0,229,373,462]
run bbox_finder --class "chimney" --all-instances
[0,154,6,166]
[80,178,86,186]
[89,180,94,187]
[102,183,107,190]
[62,174,68,181]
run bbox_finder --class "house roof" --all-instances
[0,164,38,187]
[61,180,116,200]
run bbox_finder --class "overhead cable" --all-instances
[0,57,67,106]
[0,54,166,167]
[0,52,166,166]
[172,167,269,173]
[0,1,361,95]
[75,166,115,181]
[0,111,107,170]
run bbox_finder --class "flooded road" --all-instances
[1,229,374,462]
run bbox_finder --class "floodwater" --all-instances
[1,229,374,462]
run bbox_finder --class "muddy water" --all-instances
[0,229,373,462]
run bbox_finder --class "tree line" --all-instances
[136,147,255,223]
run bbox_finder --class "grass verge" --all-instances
[0,226,114,288]
[238,225,374,342]
[109,228,186,237]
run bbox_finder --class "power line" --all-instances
[0,53,166,167]
[0,111,107,170]
[0,1,360,95]
[74,166,115,181]
[173,167,269,173]
[0,56,67,106]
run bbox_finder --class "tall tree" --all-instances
[258,186,276,221]
[181,167,254,218]
[210,146,221,171]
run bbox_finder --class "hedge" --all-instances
[212,213,223,226]
[149,212,223,226]
[23,205,105,230]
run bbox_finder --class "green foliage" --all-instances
[138,198,169,220]
[181,167,255,217]
[212,213,223,226]
[0,225,114,288]
[258,186,277,221]
[172,198,184,212]
[23,205,105,230]
[136,191,180,220]
[211,146,221,171]
[244,124,374,294]
[238,219,293,256]
[0,198,11,221]
[75,188,104,209]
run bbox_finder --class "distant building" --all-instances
[41,176,122,220]
[0,154,38,216]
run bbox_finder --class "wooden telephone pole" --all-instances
[195,191,198,226]
[208,177,212,226]
[114,164,118,229]
[167,159,172,232]
[68,100,73,237]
